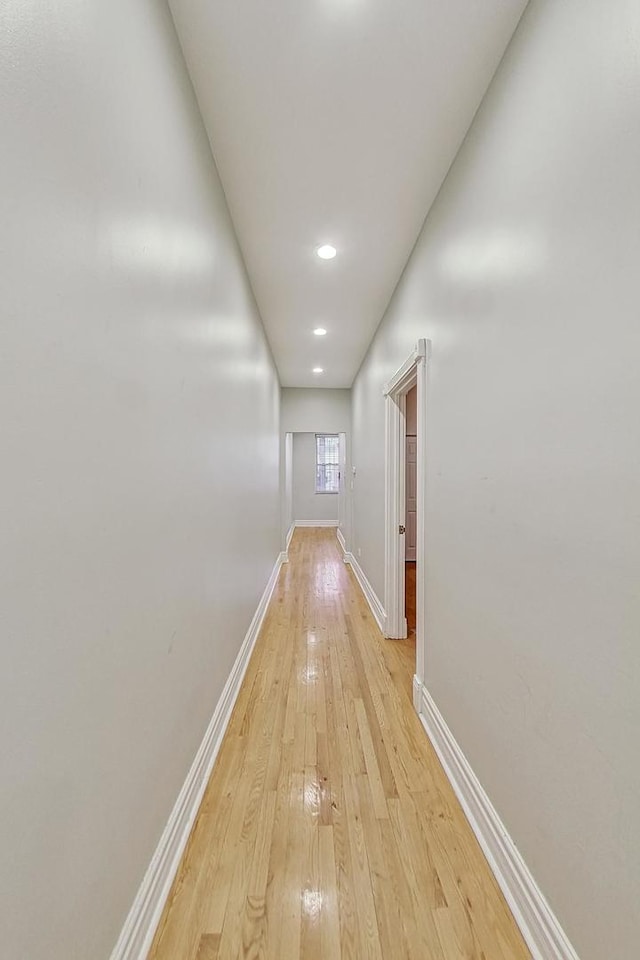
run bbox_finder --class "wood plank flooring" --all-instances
[405,562,416,638]
[147,528,530,960]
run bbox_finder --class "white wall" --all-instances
[292,433,339,524]
[281,387,351,433]
[0,4,280,959]
[351,2,640,958]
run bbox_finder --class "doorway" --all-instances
[405,386,417,637]
[383,340,428,713]
[281,429,349,558]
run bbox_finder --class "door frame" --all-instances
[405,433,417,562]
[282,432,294,556]
[337,431,349,554]
[383,338,429,713]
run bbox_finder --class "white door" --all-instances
[405,436,417,561]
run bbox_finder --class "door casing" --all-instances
[383,339,429,713]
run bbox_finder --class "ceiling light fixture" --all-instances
[313,327,327,336]
[312,367,324,374]
[316,244,337,260]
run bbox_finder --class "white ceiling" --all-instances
[168,0,527,387]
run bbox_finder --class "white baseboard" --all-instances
[412,674,422,713]
[110,553,285,960]
[417,682,580,960]
[336,527,346,553]
[284,523,295,559]
[344,552,387,635]
[294,520,338,528]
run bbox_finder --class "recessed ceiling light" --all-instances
[313,367,324,374]
[316,244,337,260]
[313,327,327,336]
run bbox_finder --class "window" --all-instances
[315,434,340,494]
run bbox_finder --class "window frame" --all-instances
[314,433,340,495]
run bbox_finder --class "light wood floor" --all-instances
[148,528,530,960]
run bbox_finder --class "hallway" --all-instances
[148,529,529,960]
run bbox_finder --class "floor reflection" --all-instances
[301,888,322,919]
[313,560,342,596]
